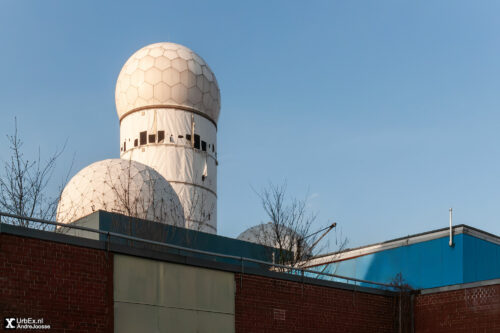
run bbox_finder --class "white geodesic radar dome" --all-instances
[237,222,312,256]
[115,42,221,124]
[56,159,185,225]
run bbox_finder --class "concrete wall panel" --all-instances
[114,254,234,333]
[115,302,159,333]
[114,254,160,305]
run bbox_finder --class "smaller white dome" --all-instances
[237,223,297,247]
[238,223,274,246]
[57,159,184,225]
[237,223,312,258]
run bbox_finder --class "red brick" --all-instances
[415,284,500,332]
[235,274,397,333]
[0,234,113,333]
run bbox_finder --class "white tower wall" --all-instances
[120,108,217,233]
[115,42,221,234]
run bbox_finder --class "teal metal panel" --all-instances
[70,211,278,265]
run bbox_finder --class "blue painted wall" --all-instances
[463,234,500,283]
[313,233,500,289]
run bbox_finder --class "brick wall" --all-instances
[0,234,113,332]
[235,273,397,333]
[18,229,500,333]
[415,284,500,332]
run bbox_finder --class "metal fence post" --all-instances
[105,232,110,260]
[353,280,357,306]
[301,269,305,296]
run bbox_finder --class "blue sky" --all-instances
[1,0,500,249]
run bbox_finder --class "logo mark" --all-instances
[4,318,16,329]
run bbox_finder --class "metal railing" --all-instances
[0,211,399,291]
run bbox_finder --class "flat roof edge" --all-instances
[419,278,500,295]
[307,224,500,267]
[0,223,395,297]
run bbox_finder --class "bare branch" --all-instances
[0,119,68,229]
[250,181,348,269]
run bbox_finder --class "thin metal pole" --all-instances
[449,208,453,247]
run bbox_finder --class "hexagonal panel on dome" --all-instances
[139,55,155,71]
[155,57,170,70]
[126,87,138,104]
[164,49,178,60]
[138,83,153,101]
[131,70,145,87]
[180,70,197,88]
[135,47,149,59]
[188,86,202,104]
[149,47,164,57]
[154,82,170,102]
[145,67,162,85]
[188,59,202,75]
[163,69,180,86]
[171,83,188,104]
[115,42,220,124]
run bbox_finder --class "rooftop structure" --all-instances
[117,42,220,233]
[306,224,500,289]
[57,42,220,233]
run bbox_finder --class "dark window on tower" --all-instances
[194,134,200,149]
[134,139,138,147]
[148,134,156,143]
[158,131,165,143]
[201,141,207,151]
[124,141,126,151]
[140,131,147,145]
[178,135,183,139]
[185,134,191,141]
[212,144,215,153]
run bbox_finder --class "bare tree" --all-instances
[104,159,215,235]
[390,273,413,333]
[105,159,185,227]
[0,119,67,229]
[103,159,188,247]
[310,226,349,276]
[103,161,215,251]
[250,182,347,268]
